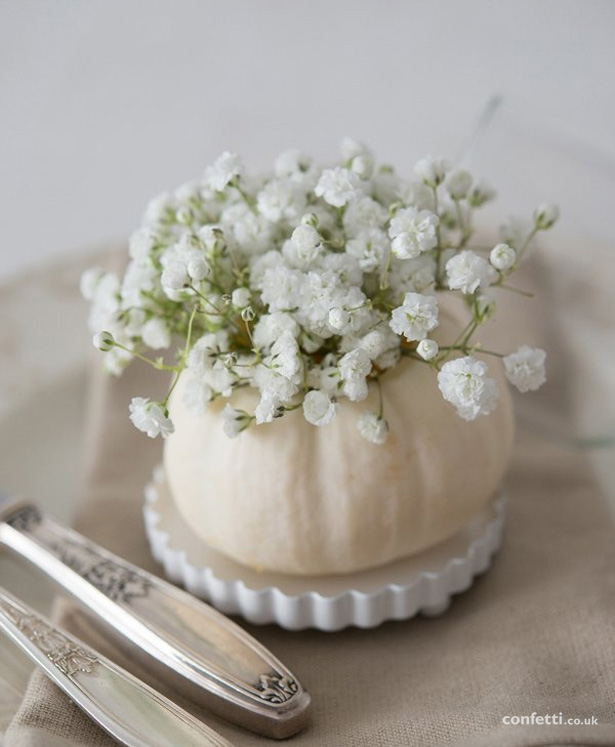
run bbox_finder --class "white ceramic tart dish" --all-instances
[143,467,506,632]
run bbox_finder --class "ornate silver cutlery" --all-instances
[0,586,234,747]
[0,492,311,739]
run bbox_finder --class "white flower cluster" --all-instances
[83,142,556,443]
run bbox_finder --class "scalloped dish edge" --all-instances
[143,466,506,632]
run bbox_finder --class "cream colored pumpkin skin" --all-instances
[164,304,515,576]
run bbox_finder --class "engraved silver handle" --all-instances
[0,497,310,739]
[0,586,234,747]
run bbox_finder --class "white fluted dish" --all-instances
[143,466,506,632]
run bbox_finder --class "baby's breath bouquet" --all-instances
[83,140,556,445]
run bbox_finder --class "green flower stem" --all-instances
[379,249,392,290]
[233,182,256,211]
[189,286,244,333]
[459,320,479,348]
[515,226,539,264]
[376,376,384,419]
[139,290,180,315]
[448,319,475,350]
[112,343,179,372]
[477,349,505,358]
[433,320,480,368]
[161,305,198,407]
[400,347,442,371]
[189,283,226,310]
[324,238,346,251]
[453,199,473,248]
[432,186,443,283]
[497,283,534,298]
[226,242,243,276]
[334,206,345,230]
[438,345,504,358]
[242,316,258,356]
[463,244,494,253]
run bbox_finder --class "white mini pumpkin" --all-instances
[164,299,514,576]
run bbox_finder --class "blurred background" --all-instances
[1,0,615,279]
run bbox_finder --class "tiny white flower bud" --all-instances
[176,206,193,225]
[254,390,282,424]
[129,397,174,438]
[445,169,472,200]
[359,329,397,360]
[161,262,189,290]
[503,345,546,392]
[468,180,496,207]
[350,154,374,179]
[221,404,252,438]
[291,224,320,251]
[93,330,115,352]
[446,250,497,294]
[389,292,439,341]
[204,151,243,192]
[328,307,350,331]
[473,293,497,323]
[357,412,389,444]
[302,390,337,426]
[315,167,361,207]
[301,212,319,227]
[340,137,369,162]
[289,224,322,266]
[232,287,251,308]
[437,357,499,420]
[416,339,439,361]
[534,203,559,230]
[197,225,223,250]
[414,156,450,187]
[187,256,208,281]
[388,207,439,259]
[490,243,516,271]
[241,306,255,322]
[274,149,312,179]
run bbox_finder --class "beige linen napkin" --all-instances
[5,261,615,747]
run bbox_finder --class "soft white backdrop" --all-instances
[1,0,615,280]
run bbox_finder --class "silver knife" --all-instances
[0,585,234,747]
[0,493,311,739]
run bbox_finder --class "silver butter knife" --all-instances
[0,493,311,739]
[0,585,234,747]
